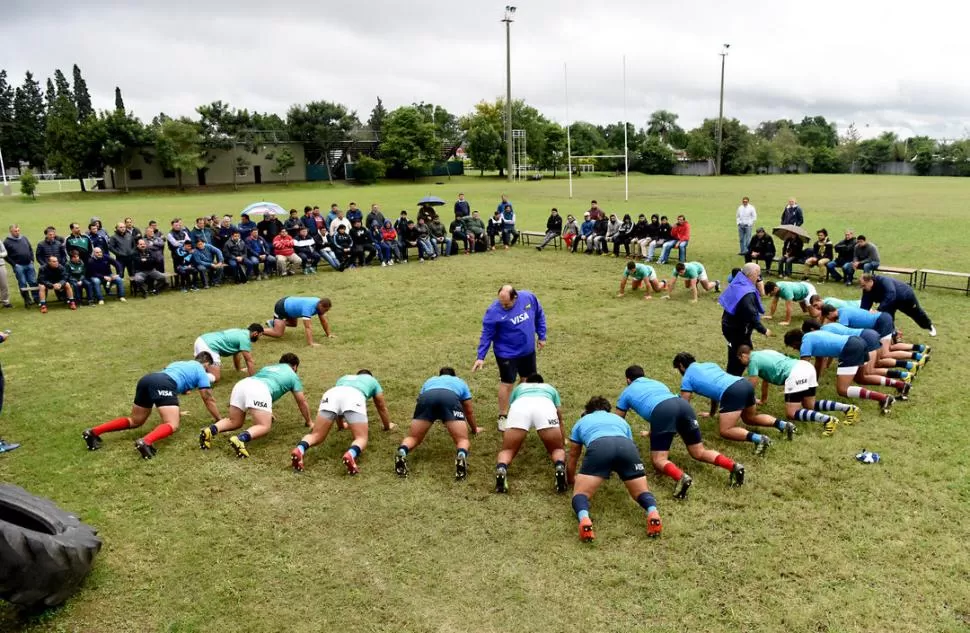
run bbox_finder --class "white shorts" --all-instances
[506,397,560,432]
[836,365,860,376]
[318,385,368,424]
[229,377,272,412]
[783,360,819,394]
[799,284,818,305]
[193,336,222,366]
[694,266,708,282]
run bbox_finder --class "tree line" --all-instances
[2,66,969,194]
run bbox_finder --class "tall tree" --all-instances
[154,118,205,190]
[286,101,358,184]
[72,65,93,120]
[250,112,285,131]
[646,110,684,146]
[379,106,438,180]
[460,101,504,175]
[567,121,606,158]
[754,119,794,141]
[44,78,55,114]
[197,100,255,190]
[412,102,461,152]
[53,69,72,102]
[44,88,80,181]
[795,115,837,149]
[537,122,566,177]
[0,71,14,165]
[271,146,296,184]
[13,72,46,168]
[102,109,151,192]
[367,96,387,137]
[687,118,754,174]
[114,87,125,112]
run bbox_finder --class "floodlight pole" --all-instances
[623,55,628,202]
[716,44,729,177]
[503,7,516,182]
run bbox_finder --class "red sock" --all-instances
[861,388,887,402]
[92,417,132,436]
[890,379,904,390]
[713,454,735,471]
[661,462,684,481]
[142,423,174,446]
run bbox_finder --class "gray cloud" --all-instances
[2,0,968,139]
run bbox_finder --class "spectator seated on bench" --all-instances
[829,234,879,286]
[657,215,689,264]
[743,227,775,272]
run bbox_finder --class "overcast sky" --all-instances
[3,0,968,140]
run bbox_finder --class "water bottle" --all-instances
[855,449,880,464]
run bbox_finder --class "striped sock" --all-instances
[816,400,851,412]
[846,386,887,402]
[795,408,830,423]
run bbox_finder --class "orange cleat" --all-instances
[647,511,662,538]
[342,450,359,475]
[291,448,304,472]
[578,516,595,542]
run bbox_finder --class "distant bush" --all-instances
[353,156,386,184]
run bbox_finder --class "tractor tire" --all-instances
[0,484,102,608]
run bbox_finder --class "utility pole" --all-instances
[716,43,730,176]
[503,6,516,182]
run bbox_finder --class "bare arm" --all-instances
[690,280,699,302]
[782,301,793,324]
[303,319,317,347]
[373,394,395,430]
[462,399,480,434]
[319,313,332,338]
[293,391,312,426]
[241,351,255,376]
[767,296,779,318]
[566,441,582,484]
[199,388,221,422]
[759,378,769,403]
[618,276,628,296]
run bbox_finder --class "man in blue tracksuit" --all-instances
[860,273,936,337]
[192,238,225,288]
[473,285,547,429]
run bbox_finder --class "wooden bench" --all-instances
[877,265,918,287]
[919,269,970,295]
[769,258,824,280]
[520,231,561,250]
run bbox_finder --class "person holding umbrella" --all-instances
[773,224,810,277]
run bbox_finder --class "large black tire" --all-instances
[0,484,102,608]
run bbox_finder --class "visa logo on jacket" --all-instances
[511,313,530,325]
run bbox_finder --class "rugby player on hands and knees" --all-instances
[263,296,333,347]
[617,261,667,300]
[193,324,264,383]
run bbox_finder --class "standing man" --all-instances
[780,198,804,226]
[65,223,93,262]
[719,263,771,376]
[454,193,471,218]
[365,204,386,232]
[35,226,67,266]
[166,219,190,270]
[263,296,333,346]
[3,225,37,305]
[860,273,936,337]
[256,211,283,242]
[586,200,604,221]
[108,222,137,276]
[736,196,757,255]
[473,285,547,430]
[194,324,264,383]
[535,208,563,251]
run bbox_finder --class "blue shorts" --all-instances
[860,329,881,353]
[579,436,646,481]
[412,389,465,423]
[874,313,894,339]
[718,380,756,414]
[648,398,703,452]
[838,336,868,369]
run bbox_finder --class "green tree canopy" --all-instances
[379,106,438,179]
[154,118,206,189]
[286,101,358,184]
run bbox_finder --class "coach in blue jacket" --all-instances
[473,285,547,430]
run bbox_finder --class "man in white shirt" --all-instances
[736,197,757,255]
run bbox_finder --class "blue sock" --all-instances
[348,445,361,458]
[554,460,565,469]
[636,492,658,514]
[913,352,923,361]
[238,431,252,443]
[457,448,468,459]
[815,400,850,413]
[397,445,408,457]
[774,419,788,431]
[913,344,926,352]
[296,441,309,454]
[571,494,590,521]
[745,432,763,444]
[795,409,829,423]
[497,462,508,471]
[208,424,219,436]
[896,360,913,369]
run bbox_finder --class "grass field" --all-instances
[0,174,969,633]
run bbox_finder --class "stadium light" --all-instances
[716,43,730,177]
[502,6,517,182]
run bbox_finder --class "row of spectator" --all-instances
[743,227,881,284]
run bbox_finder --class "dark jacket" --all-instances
[860,275,914,313]
[349,227,371,247]
[631,220,649,240]
[36,237,67,266]
[546,214,563,234]
[853,242,880,266]
[811,240,833,260]
[222,238,248,260]
[66,260,87,282]
[656,222,672,242]
[65,234,93,261]
[237,220,257,239]
[214,225,235,249]
[780,205,804,226]
[107,231,136,260]
[284,217,303,233]
[832,237,855,264]
[246,236,272,258]
[394,217,410,239]
[257,218,283,241]
[144,234,165,265]
[132,251,159,273]
[167,229,190,253]
[3,236,33,266]
[722,293,768,336]
[746,234,776,258]
[88,231,110,254]
[781,237,802,259]
[454,199,471,218]
[365,210,386,230]
[428,220,447,240]
[38,263,69,285]
[330,232,353,255]
[189,227,213,245]
[593,218,609,237]
[301,215,320,237]
[85,256,123,278]
[617,219,633,239]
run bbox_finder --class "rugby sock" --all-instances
[497,462,508,472]
[661,462,684,481]
[815,400,851,413]
[875,377,904,390]
[397,445,409,457]
[745,432,764,445]
[636,492,658,515]
[913,344,927,353]
[773,419,789,431]
[846,386,887,402]
[347,445,361,459]
[296,441,309,455]
[571,494,590,521]
[237,431,252,443]
[895,360,914,369]
[886,369,908,379]
[912,352,924,361]
[208,424,219,436]
[142,423,174,445]
[795,409,831,423]
[92,417,132,436]
[456,448,468,459]
[554,460,565,469]
[713,454,735,471]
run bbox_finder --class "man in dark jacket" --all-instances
[294,226,321,273]
[86,247,127,303]
[237,214,257,240]
[4,225,38,304]
[257,212,283,242]
[108,222,137,276]
[330,225,354,269]
[826,229,856,282]
[348,220,376,267]
[365,204,386,232]
[780,198,804,226]
[860,274,936,337]
[645,216,672,262]
[591,215,609,254]
[222,229,252,282]
[35,226,67,266]
[744,227,776,271]
[37,255,77,312]
[301,207,320,238]
[245,231,275,279]
[719,263,771,375]
[131,239,167,296]
[535,208,564,251]
[454,193,471,218]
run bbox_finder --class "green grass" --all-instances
[1,174,969,633]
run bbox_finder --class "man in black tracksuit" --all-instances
[744,227,776,271]
[535,208,563,251]
[719,263,771,375]
[826,230,855,282]
[348,220,377,267]
[860,274,936,337]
